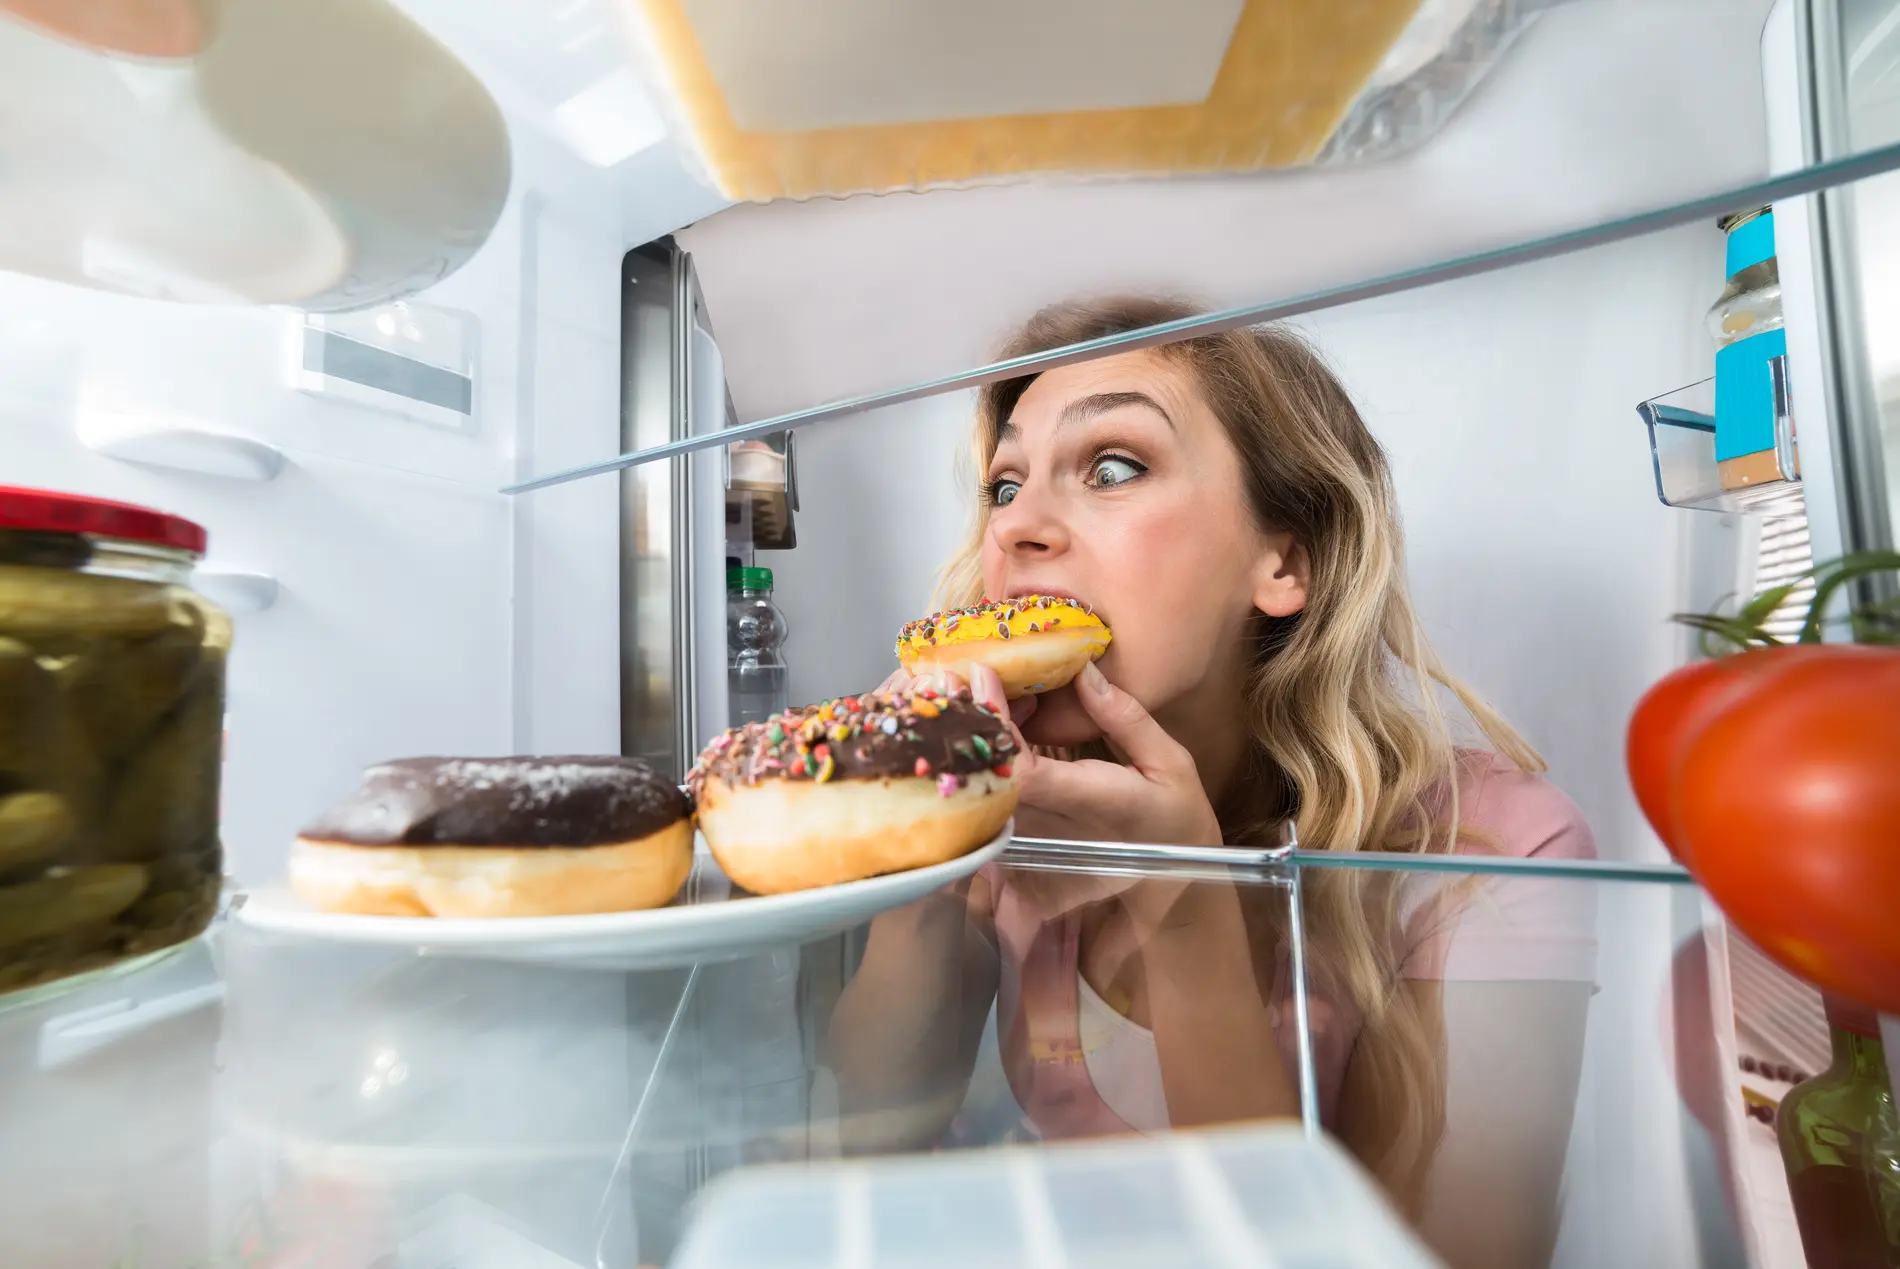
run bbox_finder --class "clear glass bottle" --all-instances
[1708,207,1793,492]
[727,566,788,726]
[1708,209,1783,348]
[1777,994,1900,1269]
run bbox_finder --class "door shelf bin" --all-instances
[1638,359,1802,514]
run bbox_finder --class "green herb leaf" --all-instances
[1674,550,1900,652]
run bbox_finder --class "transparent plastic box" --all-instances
[624,0,1569,201]
[1637,363,1803,515]
[670,1124,1443,1269]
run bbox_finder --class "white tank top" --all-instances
[1076,971,1170,1132]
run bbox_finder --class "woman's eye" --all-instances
[1089,456,1144,488]
[988,479,1021,507]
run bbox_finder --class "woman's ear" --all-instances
[1253,533,1309,618]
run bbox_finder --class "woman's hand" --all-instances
[1015,663,1222,848]
[869,659,1221,920]
[874,660,1220,847]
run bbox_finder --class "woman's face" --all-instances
[980,350,1306,749]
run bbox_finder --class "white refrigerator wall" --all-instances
[763,222,1726,867]
[0,126,625,885]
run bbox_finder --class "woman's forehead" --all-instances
[1007,350,1198,433]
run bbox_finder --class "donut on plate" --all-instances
[897,595,1110,699]
[690,687,1019,895]
[289,756,693,918]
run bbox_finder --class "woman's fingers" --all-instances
[874,667,913,697]
[1018,755,1136,833]
[1008,693,1039,728]
[965,663,1009,715]
[1071,663,1196,778]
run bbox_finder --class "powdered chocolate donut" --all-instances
[690,687,1018,895]
[289,756,693,918]
[897,595,1110,699]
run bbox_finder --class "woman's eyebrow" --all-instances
[1057,390,1175,431]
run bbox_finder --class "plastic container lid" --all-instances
[672,1124,1440,1269]
[728,566,773,592]
[0,485,207,555]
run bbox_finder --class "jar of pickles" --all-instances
[0,486,228,999]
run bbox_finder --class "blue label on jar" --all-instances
[1725,212,1776,277]
[1714,328,1787,462]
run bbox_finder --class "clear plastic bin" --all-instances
[670,1124,1443,1269]
[1637,366,1803,515]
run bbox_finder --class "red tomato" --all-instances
[1626,648,1816,861]
[1673,647,1900,1013]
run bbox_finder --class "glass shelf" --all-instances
[0,847,1828,1269]
[503,140,1900,495]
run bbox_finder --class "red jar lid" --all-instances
[0,486,207,556]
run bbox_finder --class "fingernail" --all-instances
[1080,663,1106,692]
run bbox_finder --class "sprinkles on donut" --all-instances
[690,686,1020,894]
[897,595,1110,699]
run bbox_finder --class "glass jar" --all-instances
[0,486,228,1000]
[1777,994,1900,1269]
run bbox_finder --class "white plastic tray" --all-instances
[671,1123,1443,1269]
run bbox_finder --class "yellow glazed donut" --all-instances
[690,687,1019,895]
[897,596,1110,699]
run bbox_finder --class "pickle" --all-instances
[57,617,206,762]
[0,864,148,951]
[0,550,229,993]
[0,638,49,783]
[0,637,105,828]
[201,603,233,657]
[0,792,73,870]
[95,665,224,864]
[0,565,191,644]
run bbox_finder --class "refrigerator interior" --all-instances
[5,1,1900,1268]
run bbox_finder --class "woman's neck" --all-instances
[1153,677,1252,815]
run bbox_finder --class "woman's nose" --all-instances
[991,481,1070,557]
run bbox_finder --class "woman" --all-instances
[827,298,1597,1269]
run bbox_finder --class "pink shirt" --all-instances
[976,751,1599,1139]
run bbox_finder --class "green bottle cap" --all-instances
[727,566,773,592]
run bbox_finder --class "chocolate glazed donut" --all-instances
[690,687,1019,895]
[289,756,693,918]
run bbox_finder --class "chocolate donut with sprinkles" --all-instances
[897,594,1111,699]
[689,686,1020,894]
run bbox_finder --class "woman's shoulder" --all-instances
[1449,749,1597,862]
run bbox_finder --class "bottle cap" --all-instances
[727,566,773,592]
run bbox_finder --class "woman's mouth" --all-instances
[1005,584,1086,608]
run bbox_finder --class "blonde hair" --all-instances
[938,296,1543,1204]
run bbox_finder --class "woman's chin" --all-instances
[1019,686,1101,749]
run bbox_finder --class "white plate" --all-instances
[232,827,1009,971]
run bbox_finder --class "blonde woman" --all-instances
[828,298,1597,1269]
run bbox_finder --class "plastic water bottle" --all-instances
[727,566,788,725]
